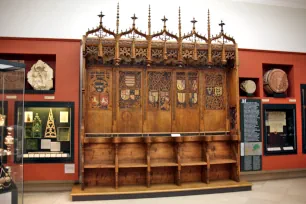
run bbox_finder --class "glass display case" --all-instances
[0,59,25,204]
[15,102,74,163]
[263,104,297,155]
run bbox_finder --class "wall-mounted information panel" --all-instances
[240,99,262,171]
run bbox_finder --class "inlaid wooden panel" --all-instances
[210,164,231,181]
[84,169,115,186]
[208,142,233,160]
[173,71,200,132]
[86,68,112,133]
[151,167,176,184]
[118,168,146,186]
[146,70,172,132]
[117,70,143,133]
[203,69,227,131]
[150,143,176,163]
[118,143,146,164]
[180,142,203,162]
[181,166,202,183]
[84,144,114,165]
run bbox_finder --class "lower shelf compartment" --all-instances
[71,180,252,201]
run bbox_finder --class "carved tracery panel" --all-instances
[204,72,225,110]
[148,72,171,111]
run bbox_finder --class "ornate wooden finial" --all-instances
[98,11,105,25]
[116,2,119,34]
[161,15,168,29]
[207,9,211,39]
[178,7,182,37]
[131,13,138,28]
[219,20,225,33]
[148,5,151,35]
[191,17,197,31]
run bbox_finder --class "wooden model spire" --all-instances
[45,108,57,138]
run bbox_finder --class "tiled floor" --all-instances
[23,178,306,204]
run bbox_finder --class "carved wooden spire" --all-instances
[98,11,104,26]
[207,9,211,39]
[207,9,212,65]
[148,5,151,35]
[131,14,137,28]
[116,3,119,34]
[178,7,182,38]
[191,17,197,31]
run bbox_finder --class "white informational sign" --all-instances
[283,146,294,150]
[41,139,51,149]
[171,134,181,137]
[241,143,245,156]
[65,164,75,174]
[0,191,12,203]
[51,142,61,152]
[60,111,69,123]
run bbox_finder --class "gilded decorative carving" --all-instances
[204,72,225,110]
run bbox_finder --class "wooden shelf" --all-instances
[151,161,178,167]
[210,159,237,165]
[119,163,147,168]
[181,161,207,166]
[84,163,115,169]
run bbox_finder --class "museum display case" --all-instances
[14,102,74,163]
[263,104,297,155]
[0,59,25,204]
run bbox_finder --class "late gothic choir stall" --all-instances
[71,4,251,201]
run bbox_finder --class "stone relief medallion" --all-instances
[27,60,53,90]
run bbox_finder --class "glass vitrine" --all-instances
[263,104,297,155]
[0,59,25,204]
[15,102,74,163]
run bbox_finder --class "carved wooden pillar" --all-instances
[175,137,183,186]
[113,137,120,189]
[145,137,152,187]
[147,36,152,66]
[114,35,121,66]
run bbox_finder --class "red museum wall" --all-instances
[239,49,306,171]
[1,37,306,181]
[0,37,81,181]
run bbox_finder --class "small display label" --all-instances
[44,96,55,100]
[65,164,75,174]
[6,95,17,99]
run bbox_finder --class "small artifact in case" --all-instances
[263,69,288,97]
[240,80,256,96]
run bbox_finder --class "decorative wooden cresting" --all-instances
[78,3,244,199]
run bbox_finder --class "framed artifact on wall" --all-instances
[263,104,297,155]
[14,101,74,163]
